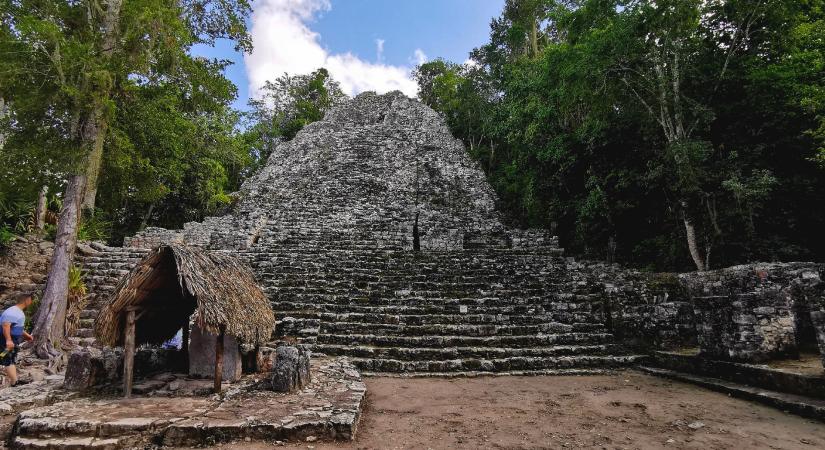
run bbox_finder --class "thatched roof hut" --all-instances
[94,244,275,348]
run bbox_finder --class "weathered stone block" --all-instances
[693,292,797,362]
[64,347,122,391]
[266,345,311,392]
[188,325,242,381]
[64,347,183,391]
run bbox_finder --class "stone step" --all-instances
[68,337,98,347]
[359,368,611,378]
[270,300,599,315]
[84,275,125,285]
[316,332,613,348]
[262,281,594,294]
[319,321,605,337]
[252,260,564,271]
[314,312,595,326]
[261,279,578,293]
[77,318,96,328]
[314,343,614,360]
[251,262,567,274]
[266,288,597,301]
[639,366,825,422]
[278,315,603,333]
[247,247,562,256]
[12,436,123,450]
[349,354,643,373]
[73,328,95,338]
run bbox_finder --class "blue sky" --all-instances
[195,0,503,110]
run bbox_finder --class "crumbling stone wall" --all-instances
[680,263,825,363]
[578,262,696,350]
[590,261,825,363]
[691,293,796,361]
[123,227,184,249]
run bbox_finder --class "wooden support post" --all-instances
[214,325,225,393]
[123,308,137,398]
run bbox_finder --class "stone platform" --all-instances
[10,357,365,449]
[641,349,825,421]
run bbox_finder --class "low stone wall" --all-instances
[596,261,825,365]
[682,263,825,363]
[812,311,825,367]
[576,262,696,350]
[64,347,185,391]
[692,293,796,361]
[123,227,184,249]
[653,351,825,400]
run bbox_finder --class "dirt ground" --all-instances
[218,370,825,450]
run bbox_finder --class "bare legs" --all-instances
[4,365,17,385]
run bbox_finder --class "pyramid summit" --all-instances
[132,91,556,252]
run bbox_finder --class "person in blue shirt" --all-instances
[0,292,35,386]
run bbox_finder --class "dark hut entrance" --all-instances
[94,244,275,397]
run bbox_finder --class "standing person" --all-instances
[0,292,35,386]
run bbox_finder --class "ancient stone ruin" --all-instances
[7,91,817,447]
[76,92,825,377]
[80,92,641,375]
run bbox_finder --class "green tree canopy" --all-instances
[418,0,825,271]
[246,68,347,163]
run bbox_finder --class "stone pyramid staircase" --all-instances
[69,92,645,375]
[73,244,150,345]
[237,222,642,376]
[73,225,642,376]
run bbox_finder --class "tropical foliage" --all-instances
[415,0,825,271]
[246,68,347,164]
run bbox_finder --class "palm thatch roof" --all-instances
[94,244,274,347]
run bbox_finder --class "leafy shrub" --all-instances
[65,265,88,336]
[43,223,57,241]
[77,211,111,242]
[24,295,40,332]
[0,225,14,250]
[0,191,34,234]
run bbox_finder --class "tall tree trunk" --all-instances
[34,107,105,363]
[35,185,48,230]
[530,18,539,57]
[80,0,123,213]
[0,97,7,149]
[33,0,124,365]
[681,202,707,271]
[81,135,105,212]
[138,202,155,231]
[33,174,86,369]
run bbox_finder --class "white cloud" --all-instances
[245,0,419,97]
[375,38,385,62]
[412,49,428,66]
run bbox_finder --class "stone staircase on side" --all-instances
[72,244,150,346]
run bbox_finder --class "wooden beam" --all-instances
[214,325,225,393]
[123,309,136,398]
